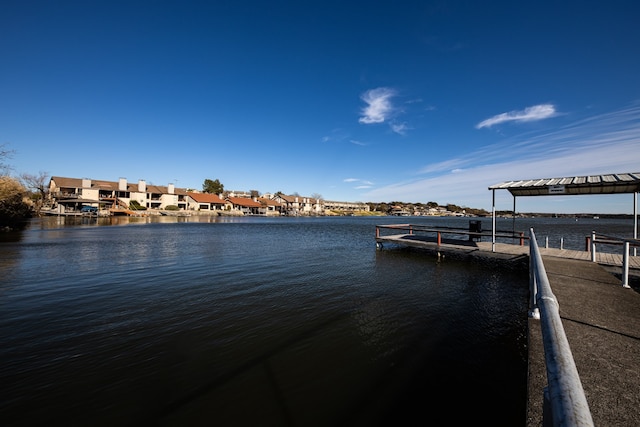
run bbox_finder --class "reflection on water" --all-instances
[2,215,632,425]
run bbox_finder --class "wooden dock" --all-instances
[109,207,148,217]
[374,226,640,271]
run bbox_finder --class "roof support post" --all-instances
[634,192,638,256]
[492,189,496,252]
[513,195,517,237]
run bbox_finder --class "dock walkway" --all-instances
[375,231,640,270]
[375,229,640,426]
[527,257,640,426]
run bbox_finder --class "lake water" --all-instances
[0,215,634,425]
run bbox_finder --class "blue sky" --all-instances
[2,0,640,213]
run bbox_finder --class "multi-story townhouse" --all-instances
[275,195,320,216]
[48,176,188,212]
[323,200,370,213]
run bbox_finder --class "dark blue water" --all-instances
[1,215,631,425]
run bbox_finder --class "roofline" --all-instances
[489,172,640,196]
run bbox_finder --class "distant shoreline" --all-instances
[493,213,635,219]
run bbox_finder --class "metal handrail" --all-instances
[529,228,594,427]
[588,231,639,288]
[375,223,526,244]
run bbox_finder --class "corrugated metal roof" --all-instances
[488,172,640,196]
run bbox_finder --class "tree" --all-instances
[20,171,49,215]
[0,176,32,230]
[446,203,463,213]
[250,189,260,198]
[311,193,323,201]
[203,178,224,194]
[0,143,15,176]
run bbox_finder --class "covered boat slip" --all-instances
[488,172,640,251]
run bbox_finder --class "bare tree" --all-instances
[0,143,15,175]
[20,171,49,215]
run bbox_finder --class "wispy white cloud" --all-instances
[390,122,409,135]
[357,87,421,135]
[321,128,349,143]
[476,104,557,129]
[365,103,640,212]
[350,139,367,146]
[359,87,396,124]
[418,158,469,174]
[345,177,374,189]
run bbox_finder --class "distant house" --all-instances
[225,196,263,215]
[187,192,226,211]
[390,205,410,216]
[258,197,284,216]
[323,200,370,213]
[275,195,322,215]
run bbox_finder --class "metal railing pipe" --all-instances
[586,232,638,288]
[622,241,630,288]
[529,240,540,319]
[529,228,594,427]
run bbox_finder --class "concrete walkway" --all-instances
[526,256,640,426]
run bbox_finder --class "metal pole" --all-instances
[512,195,516,237]
[529,235,540,319]
[634,192,638,257]
[590,231,596,262]
[622,241,630,288]
[492,189,496,252]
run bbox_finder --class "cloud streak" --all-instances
[365,103,640,212]
[345,177,373,189]
[476,104,557,129]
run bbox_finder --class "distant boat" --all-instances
[158,211,190,217]
[593,216,600,219]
